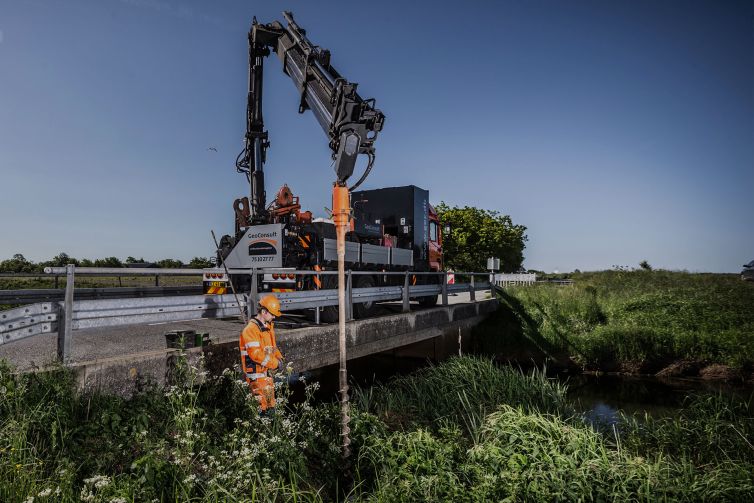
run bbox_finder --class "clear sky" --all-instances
[1,0,752,272]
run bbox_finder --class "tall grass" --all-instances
[479,270,754,371]
[3,354,753,501]
[352,356,570,436]
[0,353,365,502]
[354,357,754,502]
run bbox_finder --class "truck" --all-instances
[204,12,443,320]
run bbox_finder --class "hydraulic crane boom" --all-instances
[235,11,386,224]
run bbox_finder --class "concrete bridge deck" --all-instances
[0,293,498,394]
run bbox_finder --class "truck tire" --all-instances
[353,275,377,319]
[317,274,339,323]
[418,294,438,307]
[418,275,440,307]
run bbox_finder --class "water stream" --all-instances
[302,351,753,423]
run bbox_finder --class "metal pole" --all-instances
[470,274,476,302]
[403,271,410,312]
[442,271,448,306]
[346,270,353,321]
[490,272,495,299]
[333,184,351,458]
[58,264,74,364]
[211,230,248,324]
[155,274,159,287]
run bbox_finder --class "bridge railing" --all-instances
[1,266,494,363]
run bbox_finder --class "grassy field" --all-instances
[2,355,753,502]
[477,270,754,376]
[0,275,201,291]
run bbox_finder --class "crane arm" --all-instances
[236,11,385,223]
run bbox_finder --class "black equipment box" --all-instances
[351,185,430,268]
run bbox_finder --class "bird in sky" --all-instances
[207,146,218,152]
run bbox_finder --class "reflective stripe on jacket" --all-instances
[239,317,282,376]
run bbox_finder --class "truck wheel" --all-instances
[418,275,440,307]
[418,294,438,307]
[318,275,339,323]
[354,275,377,319]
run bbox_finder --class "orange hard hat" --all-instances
[259,295,282,317]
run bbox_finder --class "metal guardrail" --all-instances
[0,286,203,305]
[495,273,537,286]
[72,295,244,330]
[1,265,494,363]
[0,303,57,345]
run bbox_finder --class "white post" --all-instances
[57,264,74,363]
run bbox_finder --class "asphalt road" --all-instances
[0,292,487,371]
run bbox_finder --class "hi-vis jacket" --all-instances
[239,318,282,410]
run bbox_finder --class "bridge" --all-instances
[0,266,499,395]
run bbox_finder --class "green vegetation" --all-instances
[480,270,754,373]
[0,253,214,273]
[2,355,753,502]
[435,203,527,272]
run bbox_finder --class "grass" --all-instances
[2,353,753,502]
[476,270,754,373]
[353,357,754,502]
[0,275,200,291]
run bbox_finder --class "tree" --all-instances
[435,203,527,272]
[0,253,37,273]
[188,257,214,269]
[125,256,146,264]
[93,257,123,268]
[156,258,183,268]
[639,260,652,271]
[44,252,79,267]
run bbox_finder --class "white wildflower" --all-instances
[37,488,52,497]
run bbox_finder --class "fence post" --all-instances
[441,272,448,306]
[57,264,74,364]
[155,274,159,287]
[315,269,321,325]
[402,271,410,312]
[346,270,353,321]
[470,274,476,302]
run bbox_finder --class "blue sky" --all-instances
[1,0,751,272]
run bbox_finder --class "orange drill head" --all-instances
[331,184,351,229]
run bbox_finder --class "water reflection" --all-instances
[562,373,753,426]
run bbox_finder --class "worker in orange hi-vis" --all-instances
[239,295,284,413]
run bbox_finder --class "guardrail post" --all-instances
[442,272,448,306]
[248,269,258,319]
[346,270,353,321]
[402,271,410,312]
[314,268,321,324]
[54,275,59,289]
[57,264,74,364]
[155,274,159,287]
[470,274,476,302]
